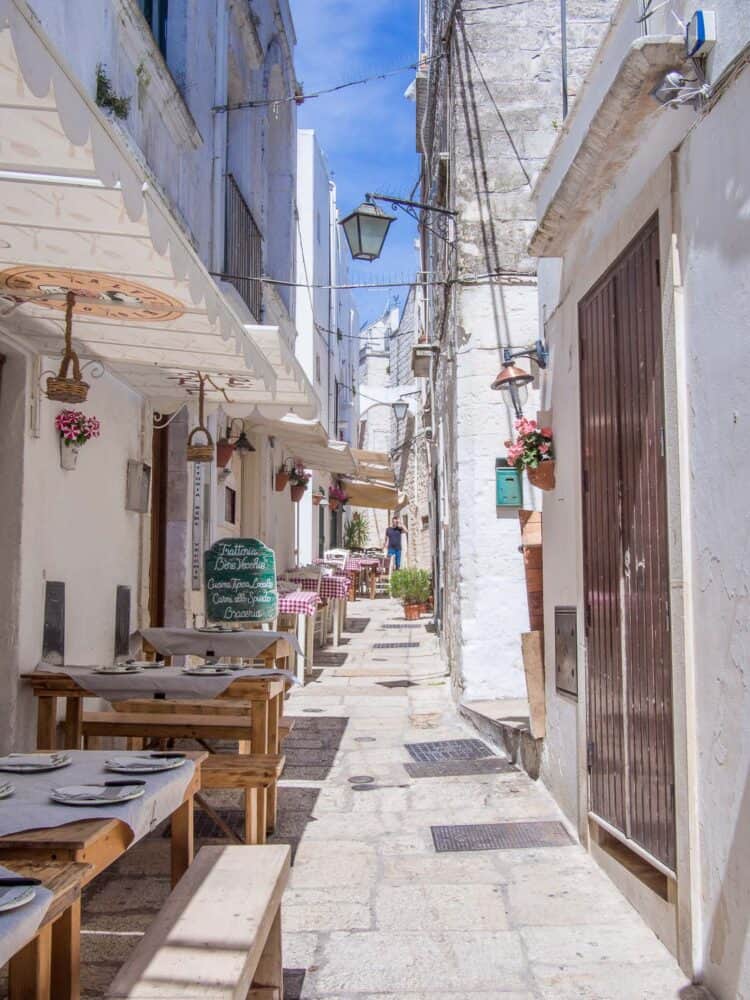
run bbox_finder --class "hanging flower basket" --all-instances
[46,292,89,402]
[186,374,214,463]
[288,464,310,502]
[329,498,339,511]
[55,409,100,471]
[506,418,555,493]
[290,483,306,502]
[216,439,235,468]
[275,468,289,492]
[527,460,556,491]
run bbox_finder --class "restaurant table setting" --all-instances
[140,626,302,659]
[286,573,350,601]
[0,750,196,842]
[0,862,54,969]
[277,590,321,617]
[33,660,298,701]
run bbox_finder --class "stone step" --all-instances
[459,698,542,780]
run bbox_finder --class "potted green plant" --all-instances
[506,418,555,491]
[344,512,370,550]
[288,464,310,502]
[389,568,432,621]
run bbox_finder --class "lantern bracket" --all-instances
[365,192,457,246]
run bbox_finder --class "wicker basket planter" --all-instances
[527,460,556,491]
[47,375,89,403]
[186,426,214,463]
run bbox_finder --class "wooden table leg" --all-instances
[332,598,341,648]
[265,694,282,834]
[51,900,80,1000]
[36,696,57,751]
[9,923,52,1000]
[170,796,194,888]
[63,698,83,751]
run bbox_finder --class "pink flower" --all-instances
[539,442,550,454]
[541,427,553,438]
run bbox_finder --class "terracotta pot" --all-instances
[275,471,289,492]
[290,483,306,502]
[216,441,235,468]
[312,494,321,506]
[329,498,339,511]
[404,603,421,621]
[527,460,556,491]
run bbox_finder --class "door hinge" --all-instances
[587,741,595,773]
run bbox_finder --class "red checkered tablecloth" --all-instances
[287,574,350,600]
[277,591,320,617]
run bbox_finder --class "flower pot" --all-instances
[329,498,339,511]
[47,375,89,403]
[60,440,80,470]
[186,426,214,463]
[290,483,306,502]
[312,494,321,506]
[404,602,421,621]
[275,471,289,492]
[527,460,556,492]
[216,441,235,468]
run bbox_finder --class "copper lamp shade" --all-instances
[490,363,534,391]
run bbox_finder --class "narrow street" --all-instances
[277,597,699,999]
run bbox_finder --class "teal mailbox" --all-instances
[495,461,523,507]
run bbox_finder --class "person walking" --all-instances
[383,516,407,571]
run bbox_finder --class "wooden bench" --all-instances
[81,711,254,748]
[199,754,285,845]
[107,844,290,1000]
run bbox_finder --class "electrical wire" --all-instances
[212,270,535,290]
[213,55,443,113]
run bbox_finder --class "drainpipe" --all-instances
[560,0,569,118]
[211,0,229,272]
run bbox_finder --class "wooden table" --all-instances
[4,860,90,1000]
[26,672,287,757]
[0,752,205,999]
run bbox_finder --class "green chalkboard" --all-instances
[204,538,278,623]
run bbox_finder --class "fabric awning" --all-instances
[0,0,317,418]
[351,449,396,485]
[345,480,402,511]
[247,413,357,476]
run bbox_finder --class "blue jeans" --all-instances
[388,547,402,569]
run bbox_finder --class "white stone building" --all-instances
[294,129,359,562]
[532,1,750,991]
[0,0,320,751]
[416,0,614,700]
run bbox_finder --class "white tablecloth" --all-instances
[140,627,302,658]
[35,663,297,702]
[0,863,54,969]
[0,751,196,843]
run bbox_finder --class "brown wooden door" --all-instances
[579,216,675,871]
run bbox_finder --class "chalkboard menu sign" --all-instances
[204,538,278,623]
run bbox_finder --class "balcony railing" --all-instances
[225,174,262,322]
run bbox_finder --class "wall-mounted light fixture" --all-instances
[340,193,457,262]
[491,341,548,418]
[216,417,255,468]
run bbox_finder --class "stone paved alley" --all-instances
[75,598,705,999]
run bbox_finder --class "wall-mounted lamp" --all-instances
[491,341,548,418]
[340,193,457,262]
[392,400,409,421]
[216,417,256,468]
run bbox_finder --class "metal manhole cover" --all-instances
[348,775,374,784]
[373,642,420,649]
[431,822,573,853]
[377,680,417,689]
[405,758,517,778]
[405,739,493,762]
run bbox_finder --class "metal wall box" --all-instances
[555,606,578,697]
[126,460,151,513]
[495,460,523,507]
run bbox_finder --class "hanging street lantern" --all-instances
[392,400,409,421]
[339,200,396,262]
[234,429,255,454]
[491,363,534,419]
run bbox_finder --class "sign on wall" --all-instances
[204,538,277,623]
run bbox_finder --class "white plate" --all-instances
[0,784,15,799]
[105,755,186,774]
[0,885,35,913]
[93,665,143,675]
[0,754,71,773]
[51,784,145,806]
[182,667,232,676]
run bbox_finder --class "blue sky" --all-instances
[289,0,420,326]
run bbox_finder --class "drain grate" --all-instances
[377,679,417,689]
[373,642,420,650]
[405,758,517,778]
[405,739,493,762]
[431,821,573,853]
